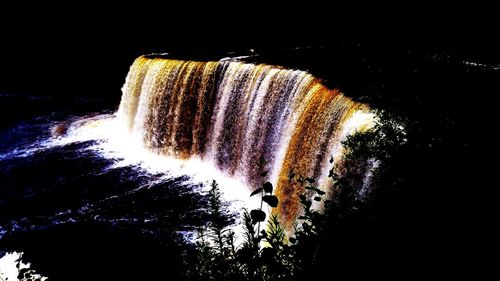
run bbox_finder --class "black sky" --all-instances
[1,9,498,98]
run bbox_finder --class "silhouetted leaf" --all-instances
[315,189,325,195]
[250,209,266,224]
[263,182,273,193]
[305,177,315,183]
[260,171,268,177]
[262,195,278,207]
[304,200,312,209]
[289,237,297,244]
[314,196,321,201]
[328,169,334,178]
[330,156,334,163]
[250,187,263,197]
[305,185,314,190]
[261,247,276,262]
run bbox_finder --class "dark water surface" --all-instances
[0,94,213,280]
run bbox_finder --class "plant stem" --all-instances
[257,189,264,243]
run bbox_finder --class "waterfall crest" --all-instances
[117,56,373,226]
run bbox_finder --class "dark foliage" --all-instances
[184,110,406,280]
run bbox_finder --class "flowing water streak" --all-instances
[117,56,374,226]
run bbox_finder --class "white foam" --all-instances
[55,114,262,226]
[0,252,48,281]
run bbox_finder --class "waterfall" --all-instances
[117,56,373,227]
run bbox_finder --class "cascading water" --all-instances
[0,54,375,277]
[116,56,374,227]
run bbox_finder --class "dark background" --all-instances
[1,10,497,278]
[1,11,498,99]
